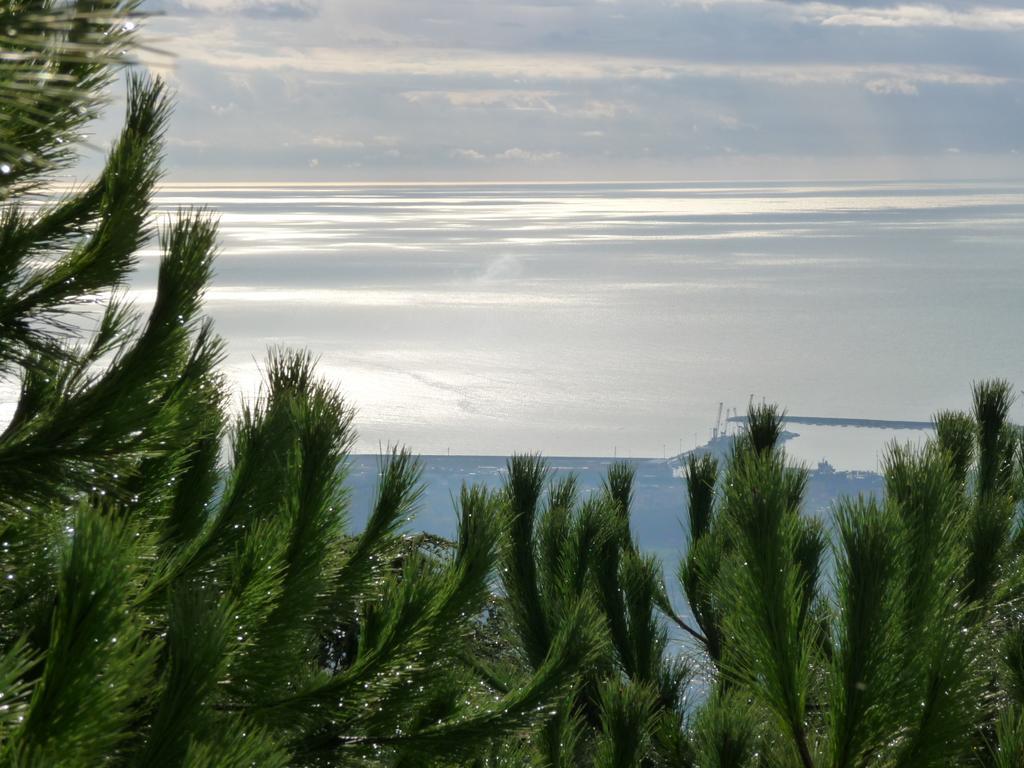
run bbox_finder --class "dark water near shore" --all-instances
[345,454,884,592]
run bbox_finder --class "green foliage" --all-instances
[692,689,762,768]
[4,4,1024,766]
[994,706,1024,768]
[718,449,817,767]
[672,391,1023,768]
[492,456,693,766]
[0,5,587,765]
[935,409,975,486]
[0,0,143,187]
[827,498,904,768]
[8,509,156,766]
[593,681,658,768]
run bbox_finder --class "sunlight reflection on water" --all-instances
[33,181,1024,465]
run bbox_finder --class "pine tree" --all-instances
[677,385,1024,767]
[5,5,1024,768]
[487,455,692,767]
[450,390,1024,767]
[0,4,588,765]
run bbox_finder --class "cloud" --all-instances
[166,38,1011,91]
[568,100,623,119]
[496,148,564,162]
[818,4,1024,30]
[450,148,487,161]
[403,90,559,112]
[166,136,210,148]
[404,91,625,120]
[447,148,565,163]
[157,0,319,19]
[137,0,1024,181]
[667,0,1024,30]
[864,77,919,95]
[307,135,365,149]
[717,114,743,129]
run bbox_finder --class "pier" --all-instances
[726,415,933,430]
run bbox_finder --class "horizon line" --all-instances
[142,177,1024,188]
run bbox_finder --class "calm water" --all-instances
[127,180,1024,467]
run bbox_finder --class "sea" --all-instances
[343,453,883,574]
[133,180,1023,471]
[17,178,1022,620]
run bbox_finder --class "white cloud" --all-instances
[308,136,365,149]
[568,100,623,119]
[166,136,210,148]
[864,77,919,95]
[819,4,1024,30]
[496,148,564,161]
[449,148,565,162]
[669,0,1024,30]
[162,0,319,18]
[450,148,487,161]
[140,0,1024,180]
[166,36,1011,91]
[403,90,559,111]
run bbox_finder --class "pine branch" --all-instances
[685,453,718,543]
[692,688,763,768]
[136,588,236,767]
[0,1,144,189]
[593,681,659,768]
[330,445,423,620]
[0,205,218,506]
[827,498,904,768]
[934,409,975,488]
[994,706,1024,768]
[318,600,601,763]
[0,637,37,733]
[602,461,635,525]
[717,448,817,768]
[0,73,169,373]
[502,453,552,669]
[3,507,157,765]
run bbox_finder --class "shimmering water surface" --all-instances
[132,180,1024,467]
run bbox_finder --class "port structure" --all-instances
[725,414,933,430]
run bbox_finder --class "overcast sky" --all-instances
[129,0,1024,181]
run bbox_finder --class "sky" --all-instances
[129,0,1024,181]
